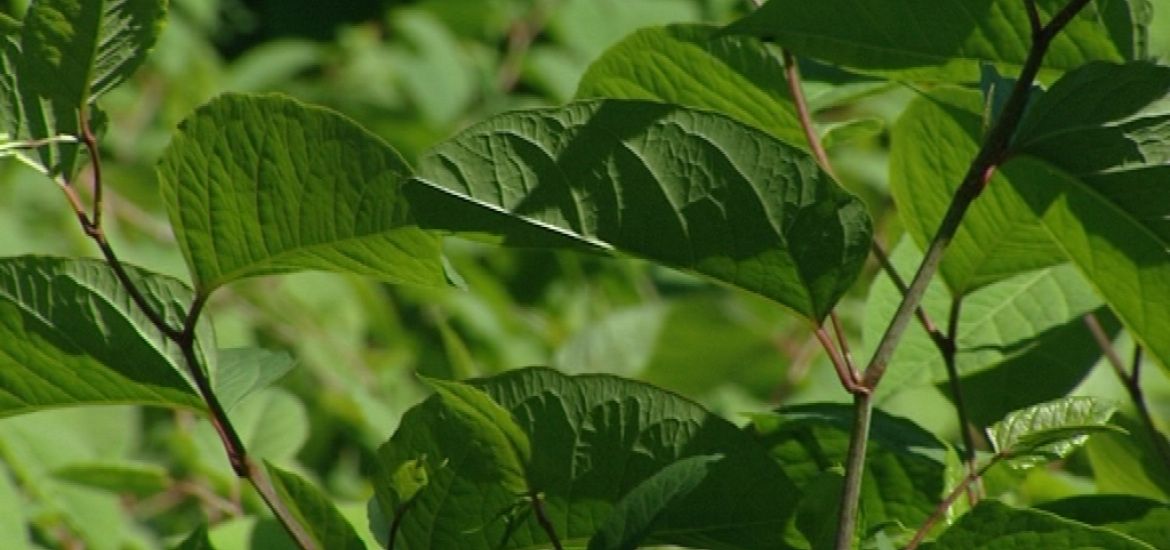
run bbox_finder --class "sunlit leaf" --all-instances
[988,397,1120,469]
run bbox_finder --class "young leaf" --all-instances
[889,87,1065,294]
[0,256,212,416]
[988,396,1119,469]
[576,24,806,146]
[18,0,168,177]
[157,93,445,297]
[372,367,800,550]
[931,499,1153,549]
[265,462,367,550]
[587,454,722,550]
[212,347,295,411]
[723,0,1126,83]
[1004,61,1170,376]
[750,403,961,544]
[407,99,872,321]
[1038,495,1170,549]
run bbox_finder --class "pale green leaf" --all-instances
[724,0,1126,83]
[1086,413,1170,500]
[213,347,294,412]
[576,24,806,146]
[1006,61,1170,375]
[52,461,171,496]
[194,388,307,476]
[372,367,800,550]
[930,499,1153,549]
[408,100,872,321]
[988,397,1119,469]
[265,462,367,550]
[0,467,28,550]
[19,0,167,177]
[157,93,445,296]
[0,256,212,416]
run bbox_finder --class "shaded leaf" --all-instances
[213,347,295,411]
[1038,495,1170,549]
[587,454,722,550]
[1006,61,1170,375]
[157,93,445,296]
[724,0,1126,83]
[576,24,805,146]
[372,367,800,550]
[172,526,217,550]
[988,397,1119,469]
[1086,413,1170,500]
[408,99,871,321]
[265,462,366,550]
[19,0,167,177]
[0,256,212,416]
[930,499,1152,549]
[194,388,307,476]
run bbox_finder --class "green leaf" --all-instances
[157,93,445,296]
[0,16,21,140]
[52,461,171,496]
[889,87,1065,294]
[265,462,367,550]
[421,377,531,494]
[0,256,212,416]
[821,117,885,149]
[863,238,1107,425]
[408,100,872,321]
[750,403,961,546]
[194,388,307,476]
[0,467,28,550]
[1086,413,1170,500]
[19,0,168,177]
[930,499,1153,549]
[1004,61,1170,375]
[988,397,1120,469]
[372,367,800,550]
[723,0,1126,83]
[172,526,217,550]
[213,347,295,411]
[1038,495,1170,549]
[576,24,806,146]
[587,454,722,550]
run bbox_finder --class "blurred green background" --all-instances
[2,0,1169,548]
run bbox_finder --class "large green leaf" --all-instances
[862,239,1106,425]
[575,24,805,146]
[1086,413,1170,500]
[929,500,1153,549]
[407,100,872,321]
[0,256,212,416]
[157,93,445,296]
[987,396,1119,470]
[723,0,1127,83]
[372,367,800,550]
[265,462,366,550]
[889,87,1065,294]
[1038,495,1170,549]
[18,0,167,177]
[1004,61,1170,374]
[750,403,961,546]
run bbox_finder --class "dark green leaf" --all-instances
[576,24,805,146]
[0,256,212,416]
[889,87,1065,294]
[930,499,1153,549]
[19,0,167,177]
[0,16,20,140]
[1038,495,1170,549]
[988,397,1119,469]
[587,454,722,550]
[408,100,872,321]
[52,461,171,496]
[724,0,1126,83]
[750,403,961,545]
[213,347,295,411]
[172,526,217,550]
[372,367,800,550]
[265,462,367,550]
[1006,61,1170,375]
[157,93,445,296]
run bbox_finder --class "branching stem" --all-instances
[530,490,564,550]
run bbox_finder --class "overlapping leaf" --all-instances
[576,24,805,146]
[724,0,1129,83]
[988,396,1119,469]
[157,93,445,296]
[372,367,800,550]
[407,100,871,321]
[1005,61,1170,374]
[265,462,366,550]
[1039,495,1170,549]
[0,256,212,416]
[18,0,167,177]
[931,500,1152,549]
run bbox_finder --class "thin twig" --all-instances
[781,48,836,179]
[530,490,563,550]
[942,296,981,505]
[870,241,949,352]
[80,107,103,229]
[815,326,867,394]
[837,4,1092,548]
[906,458,998,549]
[830,311,857,374]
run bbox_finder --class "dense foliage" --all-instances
[2,0,1170,549]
